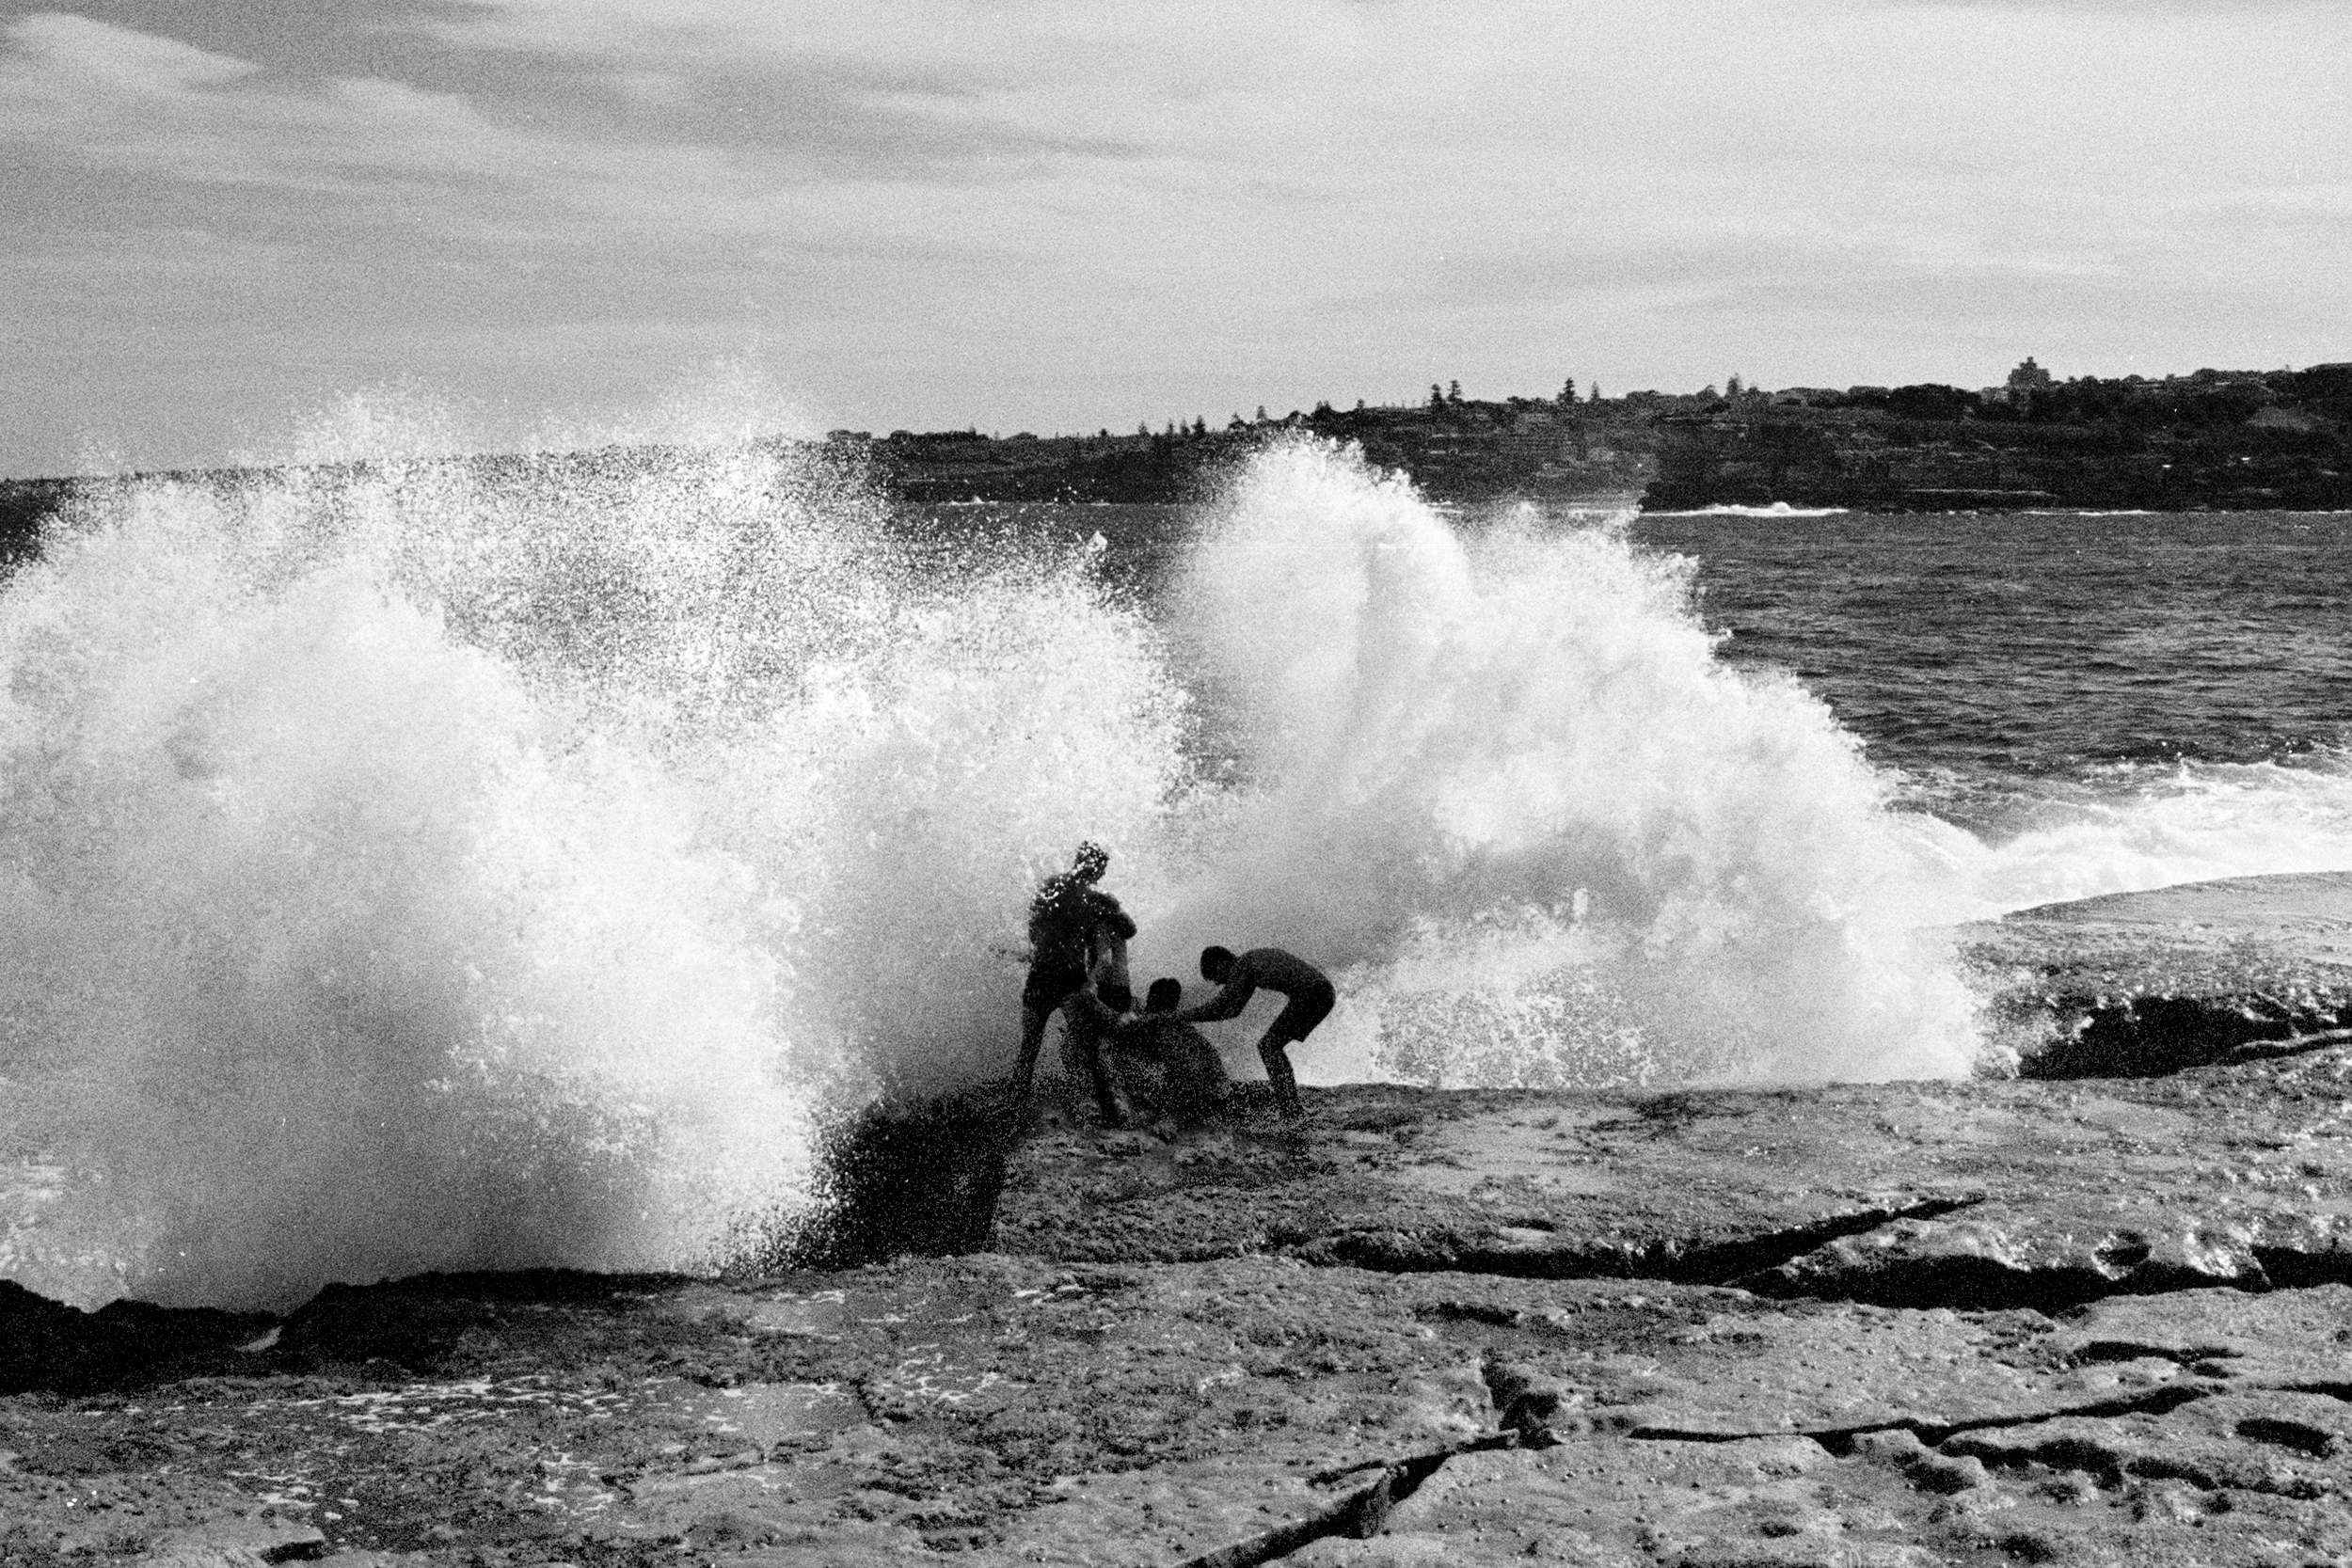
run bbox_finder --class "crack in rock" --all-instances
[2020,998,2352,1081]
[2070,1338,2243,1369]
[1290,1196,1984,1287]
[1219,1361,2305,1560]
[1289,1194,2352,1314]
[1170,1354,1550,1567]
[1613,1381,2215,1453]
[1169,1434,1521,1568]
[1741,1241,2352,1313]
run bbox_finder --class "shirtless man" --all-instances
[1172,945,1334,1123]
[1009,843,1136,1101]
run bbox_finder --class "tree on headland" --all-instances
[1447,379,1463,405]
[1726,373,1744,398]
[1886,384,1979,421]
[1429,384,1445,410]
[2006,356,2055,416]
[1557,377,1577,404]
[1256,405,1268,422]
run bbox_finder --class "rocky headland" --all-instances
[7,358,2345,528]
[9,873,2352,1568]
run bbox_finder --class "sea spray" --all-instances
[1948,755,2352,915]
[0,437,1185,1309]
[0,425,2011,1309]
[1148,439,1981,1085]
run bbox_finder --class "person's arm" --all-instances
[1173,974,1255,1025]
[1064,986,1120,1030]
[1090,891,1138,941]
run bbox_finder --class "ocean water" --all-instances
[3,431,2347,1308]
[1642,508,2352,911]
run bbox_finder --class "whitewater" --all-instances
[4,430,2349,1310]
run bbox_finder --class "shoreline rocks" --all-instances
[13,873,2352,1565]
[11,1041,2352,1565]
[1962,870,2352,1078]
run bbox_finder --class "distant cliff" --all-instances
[835,363,2352,512]
[1640,363,2352,513]
[5,362,2345,527]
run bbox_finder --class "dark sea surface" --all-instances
[922,502,2352,848]
[1641,510,2352,822]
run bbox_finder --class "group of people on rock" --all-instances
[1009,843,1334,1127]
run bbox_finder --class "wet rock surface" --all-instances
[1963,871,2352,1078]
[10,1049,2352,1565]
[14,875,2352,1566]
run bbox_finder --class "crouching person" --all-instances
[1115,978,1230,1125]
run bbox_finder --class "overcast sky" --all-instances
[3,0,2347,476]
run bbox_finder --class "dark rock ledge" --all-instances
[1962,870,2352,1079]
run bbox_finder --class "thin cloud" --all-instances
[3,0,2348,475]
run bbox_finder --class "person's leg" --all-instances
[1011,995,1051,1095]
[1092,929,1131,998]
[1256,1029,1304,1122]
[1071,1021,1133,1127]
[1257,984,1333,1124]
[1013,968,1080,1096]
[1170,1026,1229,1120]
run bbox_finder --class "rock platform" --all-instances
[8,1045,2352,1567]
[9,874,2352,1567]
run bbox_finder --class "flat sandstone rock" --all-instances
[10,1038,2352,1563]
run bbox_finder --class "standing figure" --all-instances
[1009,842,1136,1101]
[1172,945,1334,1123]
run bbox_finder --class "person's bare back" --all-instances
[1172,945,1333,1122]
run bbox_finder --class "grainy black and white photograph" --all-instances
[4,2,2352,1563]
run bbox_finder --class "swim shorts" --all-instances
[1267,977,1336,1043]
[1023,963,1088,1009]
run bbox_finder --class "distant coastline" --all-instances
[6,360,2347,538]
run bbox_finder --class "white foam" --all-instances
[1142,440,1981,1088]
[1949,755,2352,916]
[1648,501,1851,518]
[0,432,1183,1308]
[35,425,2312,1308]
